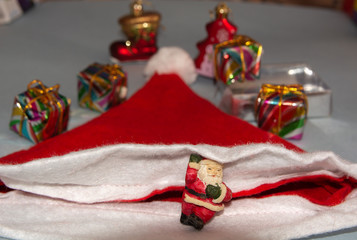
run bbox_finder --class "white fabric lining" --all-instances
[1,189,357,240]
[0,143,356,203]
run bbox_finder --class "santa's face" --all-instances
[198,161,223,185]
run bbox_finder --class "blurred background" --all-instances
[29,0,357,20]
[32,0,350,10]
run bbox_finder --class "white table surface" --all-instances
[0,1,357,239]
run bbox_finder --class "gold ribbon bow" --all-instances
[25,79,61,107]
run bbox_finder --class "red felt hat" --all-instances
[0,47,357,240]
[0,48,300,166]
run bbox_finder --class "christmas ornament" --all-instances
[181,154,232,230]
[195,2,237,78]
[9,80,70,144]
[214,35,263,85]
[109,0,161,62]
[255,84,308,140]
[77,63,127,113]
[1,47,357,240]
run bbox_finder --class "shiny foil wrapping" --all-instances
[255,84,308,140]
[77,63,127,113]
[218,63,331,121]
[214,35,263,85]
[9,80,70,143]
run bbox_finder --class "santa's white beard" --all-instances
[203,175,222,185]
[198,169,223,185]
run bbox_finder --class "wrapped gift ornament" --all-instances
[255,84,308,140]
[109,0,161,62]
[214,35,263,85]
[218,63,332,121]
[194,2,237,78]
[77,63,127,113]
[9,80,70,143]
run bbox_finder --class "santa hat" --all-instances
[0,47,357,240]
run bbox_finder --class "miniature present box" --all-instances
[255,84,308,140]
[218,63,331,121]
[9,80,71,144]
[77,63,127,112]
[214,35,263,85]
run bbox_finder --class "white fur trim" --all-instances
[1,190,357,240]
[1,144,357,239]
[0,143,357,203]
[144,47,197,85]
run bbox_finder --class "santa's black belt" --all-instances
[185,186,207,199]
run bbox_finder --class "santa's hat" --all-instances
[0,47,357,240]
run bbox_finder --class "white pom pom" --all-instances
[144,47,197,85]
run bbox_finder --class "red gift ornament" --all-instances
[195,3,237,78]
[255,84,308,140]
[110,0,161,62]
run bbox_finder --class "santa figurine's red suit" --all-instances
[181,154,232,230]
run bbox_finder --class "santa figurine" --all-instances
[180,153,232,230]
